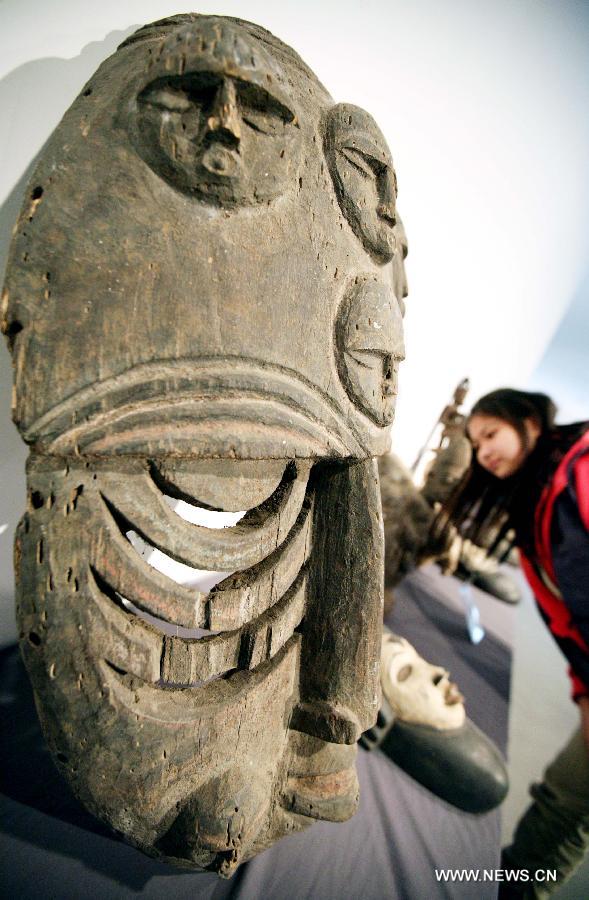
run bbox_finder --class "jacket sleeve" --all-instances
[551,450,589,699]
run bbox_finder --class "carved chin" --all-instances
[367,220,397,263]
[345,208,396,264]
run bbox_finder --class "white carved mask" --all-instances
[381,633,465,729]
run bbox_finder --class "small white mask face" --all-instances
[381,634,465,730]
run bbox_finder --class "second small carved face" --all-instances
[336,275,404,426]
[129,22,301,206]
[325,104,397,263]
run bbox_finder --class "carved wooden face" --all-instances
[128,21,302,206]
[2,13,406,875]
[336,274,405,425]
[325,104,398,263]
[381,634,465,730]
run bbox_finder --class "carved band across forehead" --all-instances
[120,14,331,99]
[142,19,294,101]
[23,360,368,459]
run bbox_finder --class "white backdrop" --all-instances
[1,0,588,641]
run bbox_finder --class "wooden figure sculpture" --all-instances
[1,15,406,875]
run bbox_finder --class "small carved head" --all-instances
[324,103,397,263]
[336,274,404,426]
[381,633,465,730]
[128,19,302,206]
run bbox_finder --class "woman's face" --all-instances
[467,413,540,479]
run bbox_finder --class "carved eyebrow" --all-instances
[346,348,388,369]
[139,75,296,125]
[339,146,382,178]
[338,132,390,169]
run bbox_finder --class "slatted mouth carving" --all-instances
[88,459,313,695]
[125,529,233,594]
[98,460,308,574]
[96,632,303,724]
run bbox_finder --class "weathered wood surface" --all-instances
[2,13,407,875]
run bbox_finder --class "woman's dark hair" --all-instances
[439,388,586,559]
[469,388,556,450]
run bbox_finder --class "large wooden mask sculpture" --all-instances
[1,15,406,875]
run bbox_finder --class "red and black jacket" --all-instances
[519,430,589,701]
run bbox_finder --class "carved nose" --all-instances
[377,170,397,225]
[206,78,241,144]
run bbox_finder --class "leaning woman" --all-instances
[442,388,589,898]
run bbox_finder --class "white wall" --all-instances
[1,0,588,641]
[527,265,589,424]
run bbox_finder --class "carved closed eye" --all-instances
[241,108,280,135]
[397,664,412,682]
[339,146,385,180]
[140,81,215,121]
[238,82,294,134]
[140,78,294,133]
[346,348,389,370]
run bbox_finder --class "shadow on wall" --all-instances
[0,27,137,648]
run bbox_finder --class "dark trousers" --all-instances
[503,727,589,898]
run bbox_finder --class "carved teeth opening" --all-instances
[126,529,234,591]
[163,495,246,528]
[119,595,220,640]
[91,566,220,639]
[148,459,293,516]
